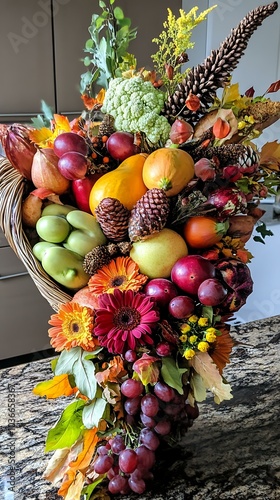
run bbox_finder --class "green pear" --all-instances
[130,228,188,279]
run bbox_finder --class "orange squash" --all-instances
[89,153,148,213]
[142,147,194,197]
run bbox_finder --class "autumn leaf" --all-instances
[69,428,99,471]
[29,126,53,147]
[58,470,85,499]
[95,356,127,385]
[260,140,280,171]
[81,89,105,110]
[222,82,240,106]
[43,438,84,484]
[264,79,280,94]
[189,351,233,404]
[33,374,76,399]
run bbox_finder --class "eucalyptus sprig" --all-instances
[151,6,216,96]
[80,0,137,94]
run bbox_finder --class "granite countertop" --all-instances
[0,316,280,500]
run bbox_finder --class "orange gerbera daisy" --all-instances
[48,302,98,352]
[88,256,148,295]
[209,325,235,374]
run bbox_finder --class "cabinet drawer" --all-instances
[0,246,28,277]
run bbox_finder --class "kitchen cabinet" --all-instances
[0,0,182,122]
[0,228,53,361]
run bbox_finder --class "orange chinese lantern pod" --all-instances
[213,117,231,139]
[185,92,201,112]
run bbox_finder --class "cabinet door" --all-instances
[53,0,182,115]
[0,245,53,360]
[0,0,55,122]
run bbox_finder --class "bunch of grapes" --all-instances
[89,373,199,495]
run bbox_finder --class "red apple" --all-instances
[72,173,104,213]
[197,278,228,306]
[106,131,140,162]
[168,295,195,319]
[144,278,178,308]
[171,255,215,296]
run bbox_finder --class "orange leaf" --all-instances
[81,89,105,110]
[69,428,99,471]
[265,80,280,94]
[260,140,280,171]
[33,374,76,399]
[31,188,56,199]
[52,114,71,132]
[95,356,127,385]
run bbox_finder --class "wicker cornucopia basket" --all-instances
[0,157,72,311]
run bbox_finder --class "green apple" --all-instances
[130,228,188,279]
[36,215,71,243]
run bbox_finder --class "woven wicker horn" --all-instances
[0,157,72,312]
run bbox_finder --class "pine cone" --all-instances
[128,188,170,242]
[95,197,130,242]
[189,144,260,167]
[164,2,278,124]
[83,245,112,275]
[83,241,133,275]
[98,114,115,137]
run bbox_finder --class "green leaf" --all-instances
[99,1,106,9]
[114,6,124,20]
[51,357,58,372]
[256,222,274,238]
[83,56,92,67]
[82,398,107,429]
[201,306,213,323]
[161,357,188,395]
[190,372,207,402]
[54,347,81,376]
[85,39,94,49]
[72,351,97,400]
[82,475,106,499]
[253,235,265,244]
[45,400,85,452]
[41,100,53,121]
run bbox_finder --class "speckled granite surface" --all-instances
[0,316,279,500]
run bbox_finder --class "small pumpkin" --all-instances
[142,147,194,197]
[89,153,148,213]
[183,216,229,249]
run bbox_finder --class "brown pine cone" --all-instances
[83,245,112,275]
[164,2,278,124]
[95,197,130,242]
[98,114,115,137]
[128,188,170,242]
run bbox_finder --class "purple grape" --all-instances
[110,435,126,455]
[97,445,109,456]
[124,349,137,363]
[154,419,172,436]
[163,403,183,416]
[128,476,146,494]
[139,428,160,451]
[93,454,114,474]
[135,445,156,469]
[154,381,175,402]
[141,393,159,417]
[108,474,128,494]
[124,396,141,415]
[119,448,138,474]
[140,412,156,428]
[121,378,144,398]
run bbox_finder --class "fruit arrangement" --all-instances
[1,2,280,499]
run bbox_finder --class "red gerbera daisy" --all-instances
[94,289,160,355]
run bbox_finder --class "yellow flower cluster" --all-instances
[178,316,220,360]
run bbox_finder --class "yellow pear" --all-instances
[130,228,188,279]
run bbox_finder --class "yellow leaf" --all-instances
[64,471,85,500]
[33,374,76,399]
[260,140,280,171]
[69,428,99,471]
[29,127,53,146]
[222,82,240,105]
